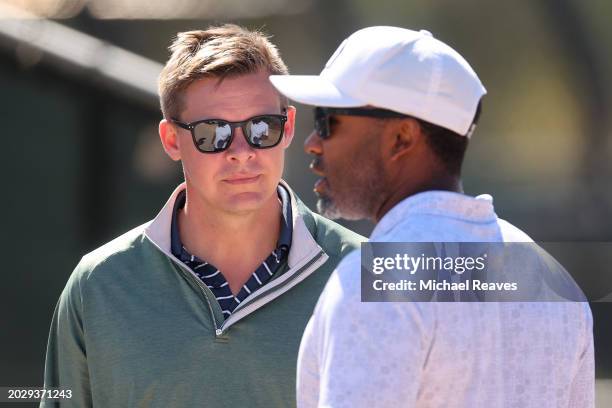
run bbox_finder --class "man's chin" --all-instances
[316,197,349,220]
[223,191,267,212]
[317,195,370,221]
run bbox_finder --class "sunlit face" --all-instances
[304,114,387,221]
[161,70,295,215]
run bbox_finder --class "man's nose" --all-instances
[304,130,323,156]
[226,127,255,162]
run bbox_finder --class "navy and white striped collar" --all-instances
[144,180,325,271]
[169,184,293,317]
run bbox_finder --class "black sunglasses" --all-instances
[314,107,410,139]
[171,112,287,153]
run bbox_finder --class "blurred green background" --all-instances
[1,0,611,405]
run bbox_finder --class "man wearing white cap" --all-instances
[270,26,593,407]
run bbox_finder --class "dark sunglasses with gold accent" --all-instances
[314,107,409,139]
[171,111,287,153]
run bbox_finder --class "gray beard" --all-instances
[315,132,386,221]
[316,180,383,221]
[316,196,346,220]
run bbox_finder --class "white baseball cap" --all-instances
[269,26,486,137]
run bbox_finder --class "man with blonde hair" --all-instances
[41,24,362,407]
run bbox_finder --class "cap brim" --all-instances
[269,75,362,107]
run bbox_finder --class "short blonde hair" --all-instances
[158,24,289,120]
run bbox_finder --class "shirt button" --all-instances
[215,329,222,336]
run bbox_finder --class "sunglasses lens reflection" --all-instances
[192,115,285,152]
[247,117,283,148]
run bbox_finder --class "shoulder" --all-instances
[70,222,152,285]
[496,218,534,242]
[55,222,151,311]
[311,212,366,257]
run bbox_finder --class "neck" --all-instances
[374,174,462,223]
[178,186,281,272]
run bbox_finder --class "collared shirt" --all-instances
[297,191,594,408]
[171,185,292,318]
[41,180,366,408]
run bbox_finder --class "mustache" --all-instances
[310,156,324,173]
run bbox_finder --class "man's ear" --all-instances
[159,119,182,161]
[387,117,422,161]
[281,105,296,149]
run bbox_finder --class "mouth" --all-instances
[313,177,329,195]
[309,158,325,177]
[223,174,261,185]
[310,158,328,195]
